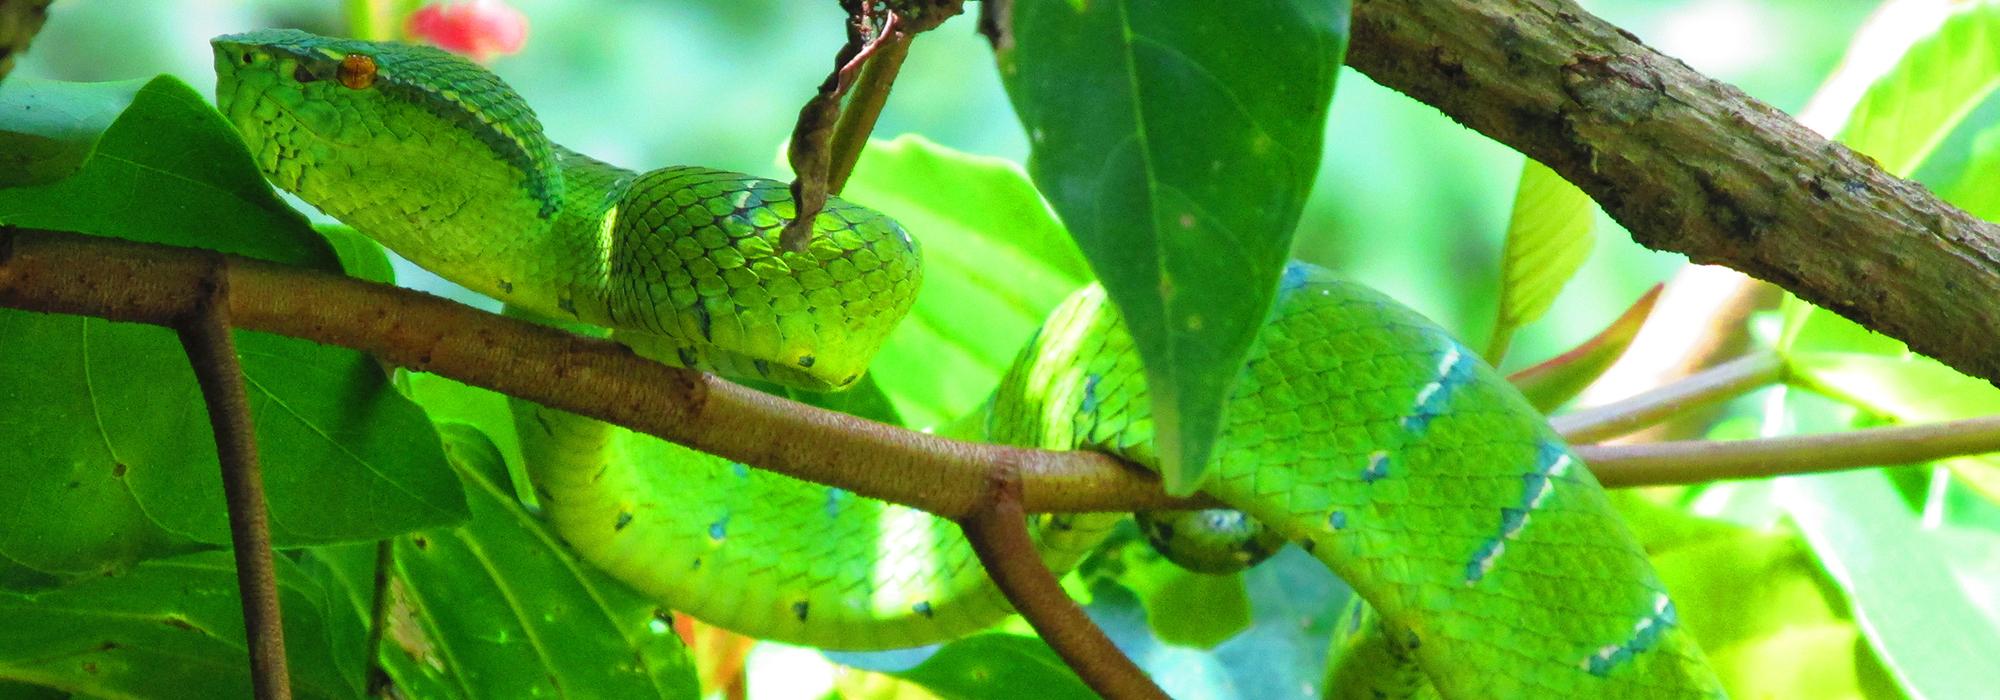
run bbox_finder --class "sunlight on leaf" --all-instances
[1487,158,1596,362]
[838,135,1091,429]
[1781,468,2000,699]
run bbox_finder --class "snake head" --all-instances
[212,29,563,247]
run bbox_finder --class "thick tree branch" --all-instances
[960,466,1166,700]
[0,227,1203,517]
[173,255,291,700]
[1347,0,2000,391]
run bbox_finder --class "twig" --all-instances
[1552,351,1783,443]
[1586,415,2000,487]
[173,254,291,700]
[363,539,393,695]
[976,0,1012,51]
[0,227,1210,517]
[781,4,899,253]
[958,466,1167,700]
[825,32,912,196]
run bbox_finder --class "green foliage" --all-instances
[837,135,1091,429]
[1834,1,2000,176]
[0,76,465,584]
[7,3,2000,699]
[307,425,700,699]
[1487,159,1597,362]
[0,550,364,698]
[998,0,1350,494]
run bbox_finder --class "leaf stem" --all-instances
[1552,351,1783,443]
[1587,415,2000,487]
[826,32,912,196]
[959,466,1167,700]
[363,539,393,695]
[173,254,291,700]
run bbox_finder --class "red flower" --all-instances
[407,0,528,62]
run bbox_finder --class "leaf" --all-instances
[1780,468,2000,699]
[1834,1,2000,178]
[836,135,1092,430]
[1506,284,1658,413]
[1487,158,1596,362]
[1619,492,1900,699]
[998,0,1350,493]
[0,77,139,187]
[316,223,397,285]
[351,424,700,699]
[0,76,466,578]
[0,550,361,699]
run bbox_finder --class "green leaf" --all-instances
[1616,493,1900,698]
[837,135,1092,429]
[1507,284,1657,412]
[0,550,362,699]
[0,76,465,577]
[1487,159,1596,362]
[353,424,699,699]
[1781,468,2000,699]
[0,77,139,187]
[316,223,397,285]
[999,0,1350,493]
[1834,1,2000,178]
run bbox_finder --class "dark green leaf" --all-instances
[838,135,1092,430]
[0,76,465,576]
[999,1,1350,493]
[0,550,361,699]
[361,424,699,699]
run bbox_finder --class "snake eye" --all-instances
[336,53,377,90]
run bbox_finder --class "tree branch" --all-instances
[0,227,1207,517]
[173,253,291,700]
[959,466,1166,700]
[1551,350,1783,443]
[1346,0,2000,392]
[1584,415,2000,487]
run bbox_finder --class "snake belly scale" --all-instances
[214,29,1725,698]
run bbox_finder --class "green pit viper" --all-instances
[213,29,1725,698]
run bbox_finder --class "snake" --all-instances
[213,29,1726,698]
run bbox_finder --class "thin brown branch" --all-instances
[363,539,393,696]
[173,254,291,700]
[781,4,898,253]
[1553,351,1783,443]
[0,227,1210,517]
[959,466,1166,700]
[826,32,912,196]
[1346,0,2000,394]
[1586,415,2000,487]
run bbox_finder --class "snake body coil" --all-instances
[215,30,1725,698]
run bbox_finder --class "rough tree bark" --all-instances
[1347,0,2000,388]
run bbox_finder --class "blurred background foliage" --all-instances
[16,2,1986,698]
[11,0,1876,374]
